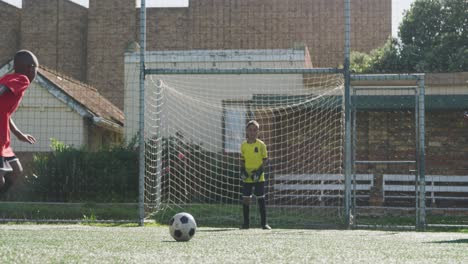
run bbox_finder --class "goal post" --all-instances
[138,0,147,226]
[127,52,347,227]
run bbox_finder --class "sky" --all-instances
[3,0,414,37]
[2,0,189,8]
[392,0,415,37]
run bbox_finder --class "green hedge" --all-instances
[13,136,242,204]
[25,139,139,203]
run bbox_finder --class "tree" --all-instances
[351,38,403,73]
[399,0,467,72]
[351,0,467,73]
[350,51,371,73]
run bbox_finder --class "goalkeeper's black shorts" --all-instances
[242,181,265,197]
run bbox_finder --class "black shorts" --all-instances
[242,181,265,197]
[4,156,18,162]
[0,156,17,173]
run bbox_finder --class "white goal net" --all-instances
[125,50,345,228]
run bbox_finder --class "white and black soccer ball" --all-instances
[169,212,197,242]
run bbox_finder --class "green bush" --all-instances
[27,139,139,202]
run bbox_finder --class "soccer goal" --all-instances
[127,0,353,228]
[131,58,346,228]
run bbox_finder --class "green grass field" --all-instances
[1,224,468,263]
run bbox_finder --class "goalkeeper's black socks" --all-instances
[242,204,250,228]
[258,197,267,226]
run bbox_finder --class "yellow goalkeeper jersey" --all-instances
[241,139,268,183]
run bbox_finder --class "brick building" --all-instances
[0,0,391,110]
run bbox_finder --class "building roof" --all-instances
[0,0,20,10]
[125,47,312,66]
[38,66,124,126]
[0,60,123,132]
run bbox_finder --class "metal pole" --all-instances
[344,0,352,228]
[414,87,420,227]
[417,75,426,230]
[138,0,147,226]
[351,74,424,81]
[351,87,357,227]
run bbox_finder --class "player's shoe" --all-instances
[262,225,271,230]
[240,224,250,229]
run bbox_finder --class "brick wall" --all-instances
[87,0,137,110]
[0,0,391,110]
[145,0,391,67]
[0,2,21,66]
[426,110,468,175]
[353,73,468,176]
[356,109,468,176]
[21,0,87,81]
[57,0,88,81]
[351,0,392,54]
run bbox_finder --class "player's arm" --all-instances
[240,159,247,179]
[240,144,247,179]
[9,118,36,144]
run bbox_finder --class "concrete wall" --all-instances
[12,80,86,152]
[11,74,123,152]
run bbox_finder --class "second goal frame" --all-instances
[351,73,426,230]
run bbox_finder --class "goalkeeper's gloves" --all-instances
[251,168,264,181]
[240,168,248,180]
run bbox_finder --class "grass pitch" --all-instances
[1,224,468,263]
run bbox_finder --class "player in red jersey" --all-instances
[0,50,38,197]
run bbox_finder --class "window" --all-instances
[222,100,253,153]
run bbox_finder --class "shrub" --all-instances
[27,139,139,202]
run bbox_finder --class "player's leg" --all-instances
[0,157,22,196]
[254,182,271,230]
[241,182,253,229]
[0,156,13,194]
[0,171,4,189]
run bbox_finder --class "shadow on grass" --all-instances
[431,239,468,244]
[198,228,235,232]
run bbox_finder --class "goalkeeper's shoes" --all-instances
[262,224,272,230]
[240,224,250,230]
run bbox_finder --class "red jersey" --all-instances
[0,73,30,157]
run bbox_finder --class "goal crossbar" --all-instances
[351,73,424,81]
[145,68,342,75]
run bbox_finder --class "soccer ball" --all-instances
[169,212,197,242]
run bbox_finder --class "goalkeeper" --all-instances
[240,120,271,230]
